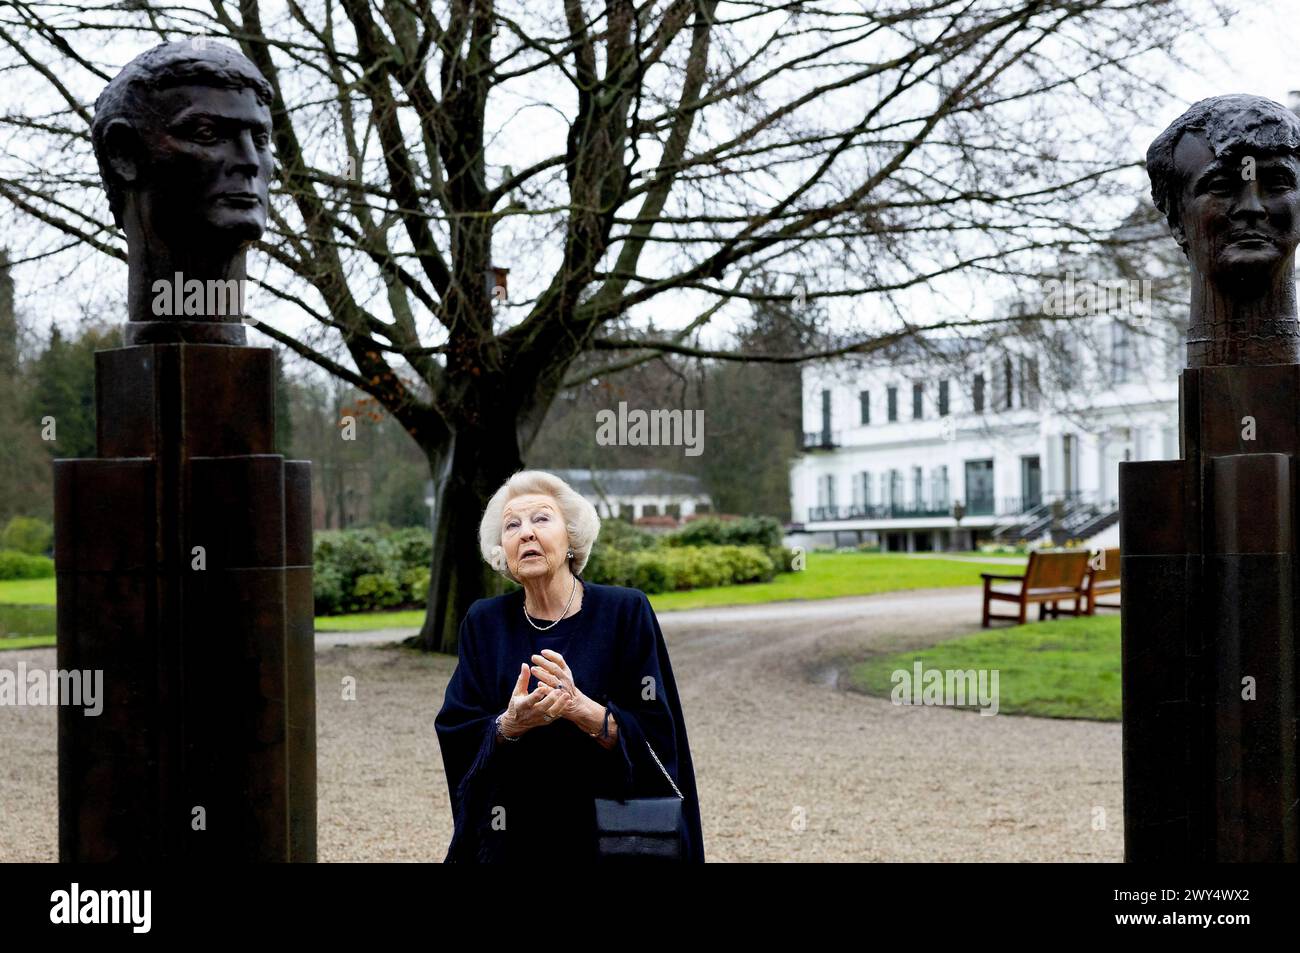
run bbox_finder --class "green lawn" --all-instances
[847,613,1121,721]
[0,578,55,605]
[644,551,1027,611]
[2,552,1032,644]
[315,610,425,632]
[0,579,58,651]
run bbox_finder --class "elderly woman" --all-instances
[434,469,705,862]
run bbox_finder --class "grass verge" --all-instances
[846,613,1121,721]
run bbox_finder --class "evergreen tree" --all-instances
[0,248,15,375]
[272,346,294,455]
[0,250,54,522]
[26,323,117,460]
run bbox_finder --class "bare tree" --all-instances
[0,0,1206,651]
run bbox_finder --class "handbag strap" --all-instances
[643,738,684,799]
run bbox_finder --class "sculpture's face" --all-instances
[1172,130,1300,282]
[136,83,273,247]
[501,493,570,584]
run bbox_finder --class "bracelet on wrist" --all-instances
[589,703,611,739]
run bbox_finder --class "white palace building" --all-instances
[788,316,1182,552]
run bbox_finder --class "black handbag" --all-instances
[594,739,687,861]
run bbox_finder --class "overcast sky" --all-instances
[7,1,1300,380]
[1132,1,1300,153]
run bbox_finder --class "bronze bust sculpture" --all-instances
[91,40,275,345]
[59,39,314,863]
[1146,94,1300,367]
[1119,94,1300,862]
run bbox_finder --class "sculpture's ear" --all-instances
[102,118,144,185]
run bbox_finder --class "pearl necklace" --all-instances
[523,574,579,631]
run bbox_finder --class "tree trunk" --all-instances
[407,423,524,654]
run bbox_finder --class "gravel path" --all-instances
[0,586,1122,862]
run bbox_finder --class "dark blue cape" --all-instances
[434,579,705,862]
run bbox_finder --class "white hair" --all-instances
[479,469,601,582]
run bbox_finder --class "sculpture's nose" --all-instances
[1232,179,1267,218]
[229,128,261,174]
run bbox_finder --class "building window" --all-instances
[820,388,832,438]
[1003,357,1014,410]
[854,471,872,507]
[888,469,903,507]
[973,373,985,413]
[642,504,659,517]
[817,473,836,509]
[938,380,949,416]
[912,383,923,420]
[932,465,950,507]
[887,386,898,422]
[1062,433,1077,494]
[1055,337,1078,392]
[912,465,923,505]
[1111,322,1139,383]
[1021,455,1042,508]
[859,390,870,425]
[1019,357,1040,410]
[964,459,994,515]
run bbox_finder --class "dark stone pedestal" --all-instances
[1120,364,1298,862]
[55,343,316,861]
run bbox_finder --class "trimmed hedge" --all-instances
[663,515,783,550]
[313,516,795,613]
[595,518,658,551]
[584,543,778,594]
[663,516,790,575]
[1,517,53,556]
[0,549,55,580]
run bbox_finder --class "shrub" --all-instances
[311,521,782,612]
[766,545,797,571]
[312,565,349,616]
[710,545,777,585]
[353,572,404,610]
[595,518,657,551]
[387,527,433,573]
[401,567,430,604]
[0,549,55,580]
[314,529,390,582]
[2,517,53,556]
[583,546,634,587]
[584,543,777,594]
[311,527,439,613]
[628,549,678,593]
[665,515,783,550]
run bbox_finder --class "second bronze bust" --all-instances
[91,40,276,345]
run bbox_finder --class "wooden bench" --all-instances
[981,550,1090,627]
[1083,547,1120,615]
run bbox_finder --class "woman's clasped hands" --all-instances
[498,649,583,738]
